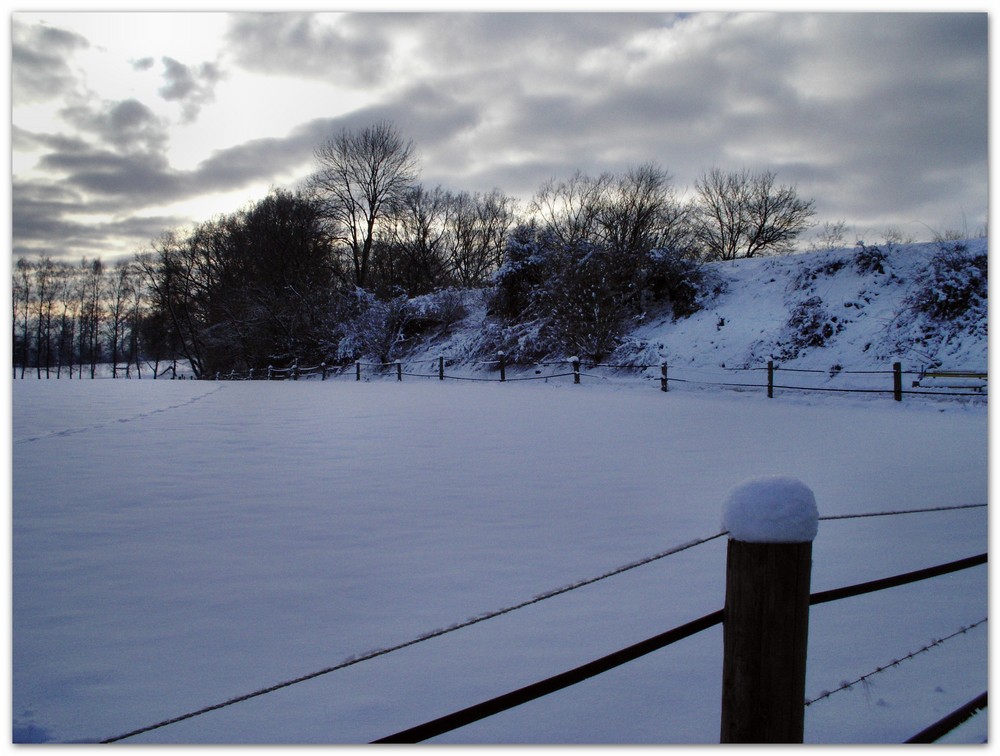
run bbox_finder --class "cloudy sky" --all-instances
[9,7,989,262]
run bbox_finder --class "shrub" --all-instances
[907,243,986,322]
[853,242,888,275]
[335,290,413,365]
[775,296,844,360]
[646,248,724,318]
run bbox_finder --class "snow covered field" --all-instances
[11,377,987,744]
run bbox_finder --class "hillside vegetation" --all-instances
[397,238,987,380]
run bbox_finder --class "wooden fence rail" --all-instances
[372,480,986,744]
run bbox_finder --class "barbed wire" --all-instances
[99,500,986,742]
[805,618,987,706]
[100,530,727,743]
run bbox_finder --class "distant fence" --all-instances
[201,355,987,402]
[16,354,986,401]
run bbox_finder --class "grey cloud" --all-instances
[40,148,184,201]
[59,98,170,153]
[11,11,987,260]
[12,178,184,259]
[225,13,392,85]
[12,19,90,104]
[451,11,987,231]
[192,134,317,191]
[159,57,222,122]
[131,57,155,71]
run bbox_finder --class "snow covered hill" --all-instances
[401,238,987,390]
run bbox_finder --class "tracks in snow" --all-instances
[13,384,225,445]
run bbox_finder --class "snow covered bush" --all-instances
[488,224,549,321]
[407,288,469,336]
[774,296,844,361]
[882,242,987,363]
[646,248,724,319]
[907,242,987,323]
[487,229,637,361]
[853,242,888,275]
[486,224,723,362]
[335,290,413,365]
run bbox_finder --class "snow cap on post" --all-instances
[722,476,818,543]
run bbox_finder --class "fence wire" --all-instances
[805,617,988,707]
[98,500,984,743]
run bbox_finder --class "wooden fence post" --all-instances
[498,351,506,382]
[767,360,774,399]
[396,360,402,382]
[356,361,361,382]
[893,362,902,401]
[660,361,669,392]
[321,363,327,381]
[720,477,818,744]
[439,356,445,381]
[571,356,580,384]
[267,365,273,380]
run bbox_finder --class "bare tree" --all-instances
[13,258,32,377]
[106,259,135,378]
[310,121,419,288]
[33,257,58,378]
[53,263,78,378]
[375,183,453,296]
[693,168,815,260]
[446,189,518,288]
[81,258,105,379]
[530,170,612,247]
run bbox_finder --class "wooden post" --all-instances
[660,361,669,392]
[356,361,361,382]
[498,351,506,382]
[767,361,774,398]
[321,363,327,381]
[720,477,818,744]
[267,365,273,380]
[292,363,299,381]
[439,356,445,381]
[893,361,902,401]
[396,360,402,382]
[571,356,580,384]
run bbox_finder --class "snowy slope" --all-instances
[11,378,987,744]
[400,239,987,392]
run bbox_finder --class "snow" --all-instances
[10,375,987,745]
[402,240,987,397]
[721,476,819,543]
[9,239,989,745]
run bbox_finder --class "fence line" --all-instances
[804,617,988,706]
[202,357,985,402]
[98,501,984,743]
[905,692,988,744]
[17,356,987,401]
[372,552,987,743]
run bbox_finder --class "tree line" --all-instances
[12,120,817,377]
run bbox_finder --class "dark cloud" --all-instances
[158,57,222,122]
[10,11,988,261]
[11,178,185,259]
[58,98,170,154]
[225,12,392,86]
[12,20,90,104]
